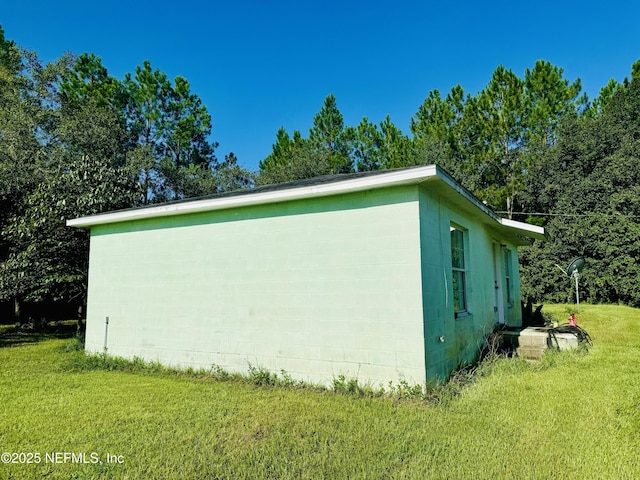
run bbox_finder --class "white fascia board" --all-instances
[434,167,546,241]
[67,164,546,241]
[430,167,501,222]
[67,165,439,228]
[499,218,546,241]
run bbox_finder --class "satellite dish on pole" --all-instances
[565,256,585,312]
[566,256,585,277]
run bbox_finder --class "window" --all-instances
[503,248,513,306]
[450,225,467,316]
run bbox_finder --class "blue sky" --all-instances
[3,1,640,171]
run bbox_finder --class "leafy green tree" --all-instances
[523,60,582,149]
[123,61,219,201]
[347,117,383,171]
[416,63,583,218]
[1,155,141,307]
[582,78,620,118]
[259,95,358,183]
[411,86,466,145]
[0,38,76,317]
[258,128,312,185]
[62,57,244,203]
[377,116,415,169]
[1,49,142,311]
[259,127,300,172]
[60,53,124,110]
[0,26,250,318]
[411,85,468,181]
[258,132,332,185]
[0,26,20,88]
[213,152,254,193]
[632,59,640,80]
[0,29,31,317]
[0,28,34,227]
[469,66,526,216]
[180,152,253,198]
[520,67,640,307]
[348,116,415,171]
[308,93,353,173]
[157,75,218,196]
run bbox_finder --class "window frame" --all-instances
[450,224,468,318]
[503,248,513,307]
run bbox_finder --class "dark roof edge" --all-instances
[67,165,545,241]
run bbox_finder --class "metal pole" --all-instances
[104,316,109,352]
[574,272,580,313]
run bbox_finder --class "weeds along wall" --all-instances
[84,185,429,387]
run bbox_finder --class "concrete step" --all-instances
[516,345,547,360]
[499,326,581,360]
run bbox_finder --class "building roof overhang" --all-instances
[67,165,545,244]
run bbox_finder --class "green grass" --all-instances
[1,304,639,479]
[0,324,16,334]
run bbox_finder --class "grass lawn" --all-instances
[1,304,639,479]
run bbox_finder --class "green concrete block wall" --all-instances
[85,186,428,387]
[84,180,526,387]
[418,187,522,381]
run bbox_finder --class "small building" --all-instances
[68,165,544,386]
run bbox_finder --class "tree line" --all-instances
[0,26,252,319]
[1,23,638,321]
[258,59,640,307]
[258,62,584,219]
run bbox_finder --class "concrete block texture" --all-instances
[85,187,427,386]
[82,175,530,387]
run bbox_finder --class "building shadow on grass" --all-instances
[0,322,79,348]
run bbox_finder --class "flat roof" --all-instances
[67,165,545,242]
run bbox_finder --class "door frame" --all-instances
[493,243,505,325]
